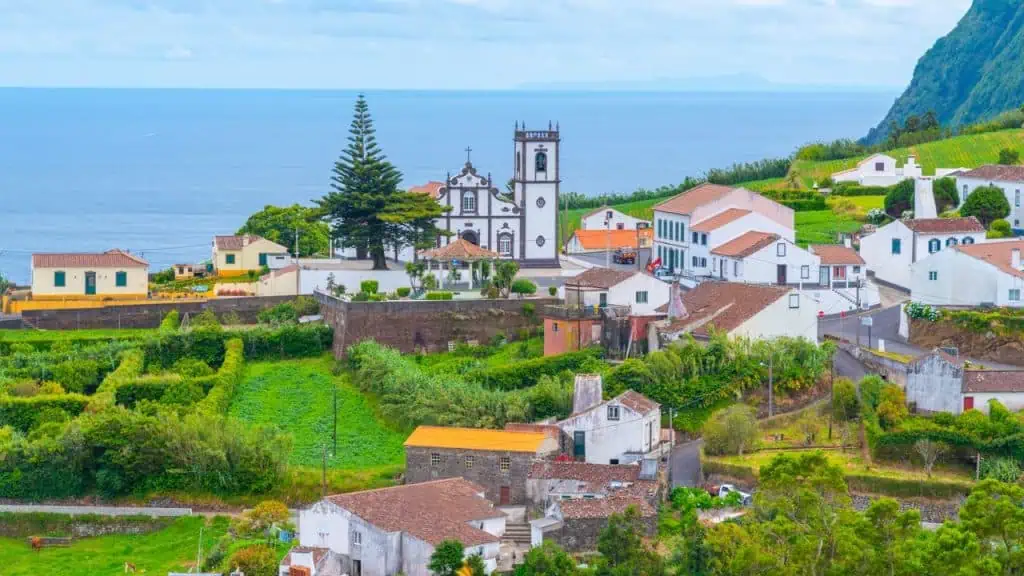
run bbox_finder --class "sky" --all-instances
[0,0,974,90]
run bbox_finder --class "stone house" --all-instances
[525,460,660,511]
[542,497,656,553]
[907,349,1024,414]
[404,426,559,506]
[287,478,506,576]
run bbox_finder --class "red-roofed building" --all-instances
[861,217,987,290]
[907,348,1024,415]
[30,249,149,301]
[911,239,1024,307]
[957,166,1024,231]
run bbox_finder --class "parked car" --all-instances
[612,248,637,264]
[704,483,753,506]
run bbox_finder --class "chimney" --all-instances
[1013,248,1021,270]
[242,235,251,247]
[844,236,853,249]
[572,374,603,414]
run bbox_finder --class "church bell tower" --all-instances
[513,121,560,266]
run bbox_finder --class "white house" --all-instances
[580,206,651,231]
[557,387,663,465]
[957,165,1024,231]
[907,350,1024,415]
[652,183,794,275]
[288,478,506,576]
[859,217,986,291]
[832,154,962,188]
[563,267,671,316]
[710,232,820,286]
[30,250,149,300]
[808,244,866,289]
[911,239,1024,308]
[654,281,819,344]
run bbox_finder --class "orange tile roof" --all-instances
[419,239,500,261]
[569,229,649,251]
[653,183,736,216]
[710,232,780,258]
[404,426,547,453]
[956,239,1024,279]
[410,181,446,199]
[810,244,865,266]
[690,208,752,233]
[32,249,148,269]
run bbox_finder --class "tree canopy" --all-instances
[883,179,915,218]
[961,185,1011,228]
[237,204,330,257]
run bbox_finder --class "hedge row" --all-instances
[845,474,973,499]
[114,374,184,409]
[830,184,892,197]
[467,348,603,390]
[781,198,828,212]
[141,324,332,368]
[195,339,246,417]
[702,459,758,485]
[0,512,172,538]
[0,394,90,432]
[87,349,145,411]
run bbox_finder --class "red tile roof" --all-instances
[410,181,446,199]
[565,267,638,290]
[810,244,865,266]
[663,281,791,337]
[963,370,1024,394]
[569,229,652,251]
[902,217,985,234]
[690,208,752,233]
[32,249,148,269]
[419,239,500,261]
[280,547,329,568]
[959,165,1024,182]
[327,478,502,546]
[529,461,642,483]
[956,239,1024,279]
[214,234,269,250]
[558,497,655,519]
[653,183,736,216]
[617,390,660,415]
[710,232,780,259]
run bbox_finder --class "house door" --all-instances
[499,486,511,506]
[85,272,97,295]
[776,265,787,286]
[599,293,608,308]
[573,431,586,461]
[819,266,829,287]
[352,560,361,576]
[963,396,974,412]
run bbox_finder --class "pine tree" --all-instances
[319,95,446,269]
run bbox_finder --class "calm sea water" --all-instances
[0,88,894,283]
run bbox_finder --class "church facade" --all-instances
[425,125,561,268]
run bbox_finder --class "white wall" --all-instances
[299,500,350,555]
[691,188,795,232]
[652,211,691,273]
[958,176,1024,229]
[714,238,820,286]
[606,273,671,315]
[914,232,986,265]
[710,212,796,245]
[301,269,410,295]
[732,290,819,343]
[582,208,650,231]
[558,403,661,464]
[516,138,559,261]
[860,220,914,289]
[967,393,1024,414]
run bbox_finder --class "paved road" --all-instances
[671,439,703,489]
[833,348,868,382]
[572,248,653,272]
[819,305,911,352]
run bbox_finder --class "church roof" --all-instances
[418,239,500,261]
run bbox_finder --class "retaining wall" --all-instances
[19,296,296,330]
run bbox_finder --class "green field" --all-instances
[795,210,863,246]
[0,517,228,576]
[793,128,1024,187]
[0,328,156,343]
[229,356,407,470]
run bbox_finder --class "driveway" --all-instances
[833,348,868,382]
[671,439,703,489]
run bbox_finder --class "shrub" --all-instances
[37,382,65,395]
[396,287,411,298]
[961,185,1011,228]
[999,148,1020,165]
[934,177,960,212]
[115,376,181,409]
[884,179,915,218]
[195,339,245,417]
[522,303,536,318]
[832,378,859,422]
[468,349,602,390]
[159,310,180,332]
[233,500,292,537]
[548,285,557,297]
[171,358,214,378]
[52,359,100,394]
[832,183,891,197]
[905,302,940,321]
[980,457,1022,483]
[257,301,298,325]
[866,208,887,224]
[88,349,145,411]
[703,405,758,456]
[227,545,278,576]
[360,280,379,295]
[0,394,90,432]
[511,279,538,297]
[426,291,454,301]
[989,219,1013,239]
[876,384,908,429]
[7,380,39,398]
[292,295,320,316]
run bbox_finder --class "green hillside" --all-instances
[865,0,1024,143]
[793,128,1024,187]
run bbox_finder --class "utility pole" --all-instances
[829,358,835,440]
[768,354,774,418]
[605,219,611,268]
[669,408,677,447]
[321,444,328,499]
[294,225,300,260]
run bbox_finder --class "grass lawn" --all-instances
[795,210,863,246]
[229,356,407,470]
[709,449,974,484]
[844,196,886,210]
[0,516,229,576]
[0,328,156,343]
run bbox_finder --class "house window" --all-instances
[635,291,648,304]
[962,184,968,201]
[675,222,681,241]
[962,237,975,245]
[929,271,938,281]
[946,237,959,247]
[734,261,739,276]
[499,456,511,472]
[115,271,127,287]
[853,266,861,274]
[462,193,476,213]
[430,453,440,466]
[465,455,474,469]
[609,459,619,465]
[535,151,548,172]
[352,531,362,546]
[891,239,901,255]
[701,234,708,246]
[498,234,513,257]
[789,294,800,309]
[607,405,621,421]
[692,231,699,244]
[928,239,940,253]
[606,210,613,220]
[616,223,625,230]
[1017,190,1021,208]
[226,254,236,264]
[54,271,66,287]
[258,253,268,267]
[833,266,846,280]
[1010,289,1021,302]
[801,265,810,279]
[776,243,787,257]
[875,162,885,172]
[552,322,559,333]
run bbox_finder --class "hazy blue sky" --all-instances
[0,0,972,89]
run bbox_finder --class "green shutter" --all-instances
[116,271,127,287]
[226,254,236,264]
[54,271,65,287]
[259,253,268,266]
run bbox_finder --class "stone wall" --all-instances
[546,515,656,553]
[19,296,296,330]
[909,318,1024,367]
[0,512,174,538]
[405,447,535,506]
[316,292,557,357]
[851,494,962,524]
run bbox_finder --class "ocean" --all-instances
[0,88,895,284]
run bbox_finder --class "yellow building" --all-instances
[212,235,289,277]
[31,250,149,300]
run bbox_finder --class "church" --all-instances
[409,124,562,268]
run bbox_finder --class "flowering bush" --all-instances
[905,302,940,321]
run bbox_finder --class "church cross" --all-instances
[465,146,473,163]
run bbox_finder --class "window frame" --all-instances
[607,405,621,421]
[54,271,66,287]
[788,294,800,309]
[465,455,474,469]
[1010,289,1021,302]
[499,456,511,472]
[800,265,810,280]
[891,239,901,255]
[352,531,362,546]
[928,271,938,281]
[225,253,236,265]
[963,237,975,245]
[497,233,513,257]
[928,238,940,254]
[430,453,440,467]
[552,322,559,333]
[115,271,128,287]
[535,151,548,173]
[635,291,648,304]
[462,191,477,214]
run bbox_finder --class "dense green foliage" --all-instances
[237,204,330,257]
[883,178,915,218]
[703,404,759,456]
[934,176,961,212]
[467,348,603,390]
[961,184,1012,227]
[989,218,1014,238]
[425,291,454,300]
[159,310,180,332]
[999,147,1021,165]
[195,339,246,416]
[865,0,1024,143]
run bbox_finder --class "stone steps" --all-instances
[503,522,532,545]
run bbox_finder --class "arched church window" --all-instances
[535,151,548,173]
